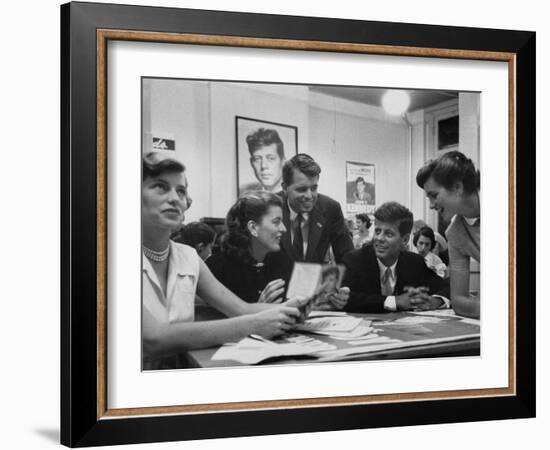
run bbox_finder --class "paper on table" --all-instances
[378,315,449,325]
[315,333,480,362]
[308,311,348,317]
[294,316,363,333]
[211,336,336,365]
[347,336,403,346]
[312,324,374,339]
[411,309,480,325]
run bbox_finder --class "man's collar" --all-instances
[377,257,398,274]
[288,200,309,222]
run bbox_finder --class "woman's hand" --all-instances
[251,305,301,338]
[284,296,312,323]
[257,279,286,303]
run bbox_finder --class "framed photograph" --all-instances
[61,1,535,447]
[236,116,298,197]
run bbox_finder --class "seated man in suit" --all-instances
[342,201,449,313]
[266,153,354,309]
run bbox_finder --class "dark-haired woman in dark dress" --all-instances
[207,192,292,304]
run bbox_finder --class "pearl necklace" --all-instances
[143,244,170,262]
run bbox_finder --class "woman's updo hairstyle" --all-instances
[221,191,283,264]
[142,151,185,181]
[416,151,480,194]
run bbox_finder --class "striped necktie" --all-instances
[381,266,393,296]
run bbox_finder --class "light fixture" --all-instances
[382,90,411,116]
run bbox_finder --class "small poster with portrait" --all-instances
[345,161,376,214]
[286,262,345,302]
[236,116,298,198]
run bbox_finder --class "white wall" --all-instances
[309,106,408,208]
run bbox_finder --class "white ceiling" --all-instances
[310,85,458,113]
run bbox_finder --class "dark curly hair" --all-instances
[416,151,480,194]
[413,225,436,250]
[221,191,283,264]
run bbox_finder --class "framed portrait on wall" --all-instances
[236,116,298,197]
[61,2,535,447]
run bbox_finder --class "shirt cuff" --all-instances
[383,296,397,311]
[432,295,450,309]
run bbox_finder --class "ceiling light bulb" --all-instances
[382,90,411,115]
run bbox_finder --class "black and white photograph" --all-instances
[141,77,481,371]
[236,116,298,196]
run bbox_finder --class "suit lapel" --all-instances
[394,254,406,294]
[305,204,326,261]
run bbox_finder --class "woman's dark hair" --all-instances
[416,151,480,194]
[221,191,283,264]
[172,221,215,248]
[355,213,371,229]
[413,225,436,250]
[142,151,185,181]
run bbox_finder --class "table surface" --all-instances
[188,307,480,368]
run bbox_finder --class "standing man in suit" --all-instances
[267,153,354,310]
[276,153,353,264]
[342,202,450,313]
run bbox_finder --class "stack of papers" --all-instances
[294,315,363,333]
[212,335,336,365]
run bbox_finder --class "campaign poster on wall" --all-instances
[346,161,376,214]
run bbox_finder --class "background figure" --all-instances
[207,192,292,304]
[240,128,285,194]
[416,150,480,319]
[172,221,216,261]
[409,219,448,257]
[413,226,448,278]
[353,213,373,249]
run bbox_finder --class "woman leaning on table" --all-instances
[141,152,305,370]
[416,151,480,319]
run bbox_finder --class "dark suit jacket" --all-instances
[342,245,450,313]
[266,193,354,273]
